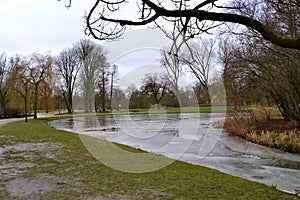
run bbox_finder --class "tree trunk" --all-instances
[24,97,28,123]
[33,90,38,119]
[204,85,211,105]
[63,93,72,114]
[110,75,114,112]
[69,93,73,114]
[101,71,106,112]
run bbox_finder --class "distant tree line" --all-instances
[3,0,300,124]
[0,39,118,120]
[0,35,228,122]
[0,53,54,122]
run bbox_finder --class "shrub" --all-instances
[213,107,300,154]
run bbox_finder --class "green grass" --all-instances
[109,106,230,114]
[0,118,299,199]
[55,106,230,115]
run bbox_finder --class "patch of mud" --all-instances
[1,162,35,171]
[2,142,61,153]
[81,189,172,200]
[0,135,13,139]
[5,174,61,198]
[0,162,37,179]
[1,142,63,160]
[0,142,63,179]
[136,188,172,199]
[82,193,140,200]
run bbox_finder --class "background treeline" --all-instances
[0,53,55,121]
[0,38,228,120]
[1,0,299,123]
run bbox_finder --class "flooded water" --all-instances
[48,113,300,195]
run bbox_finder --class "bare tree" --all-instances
[142,73,168,108]
[219,41,243,110]
[0,53,11,118]
[56,48,80,114]
[222,38,300,121]
[220,0,300,121]
[183,38,217,104]
[29,53,53,119]
[125,84,141,109]
[7,56,31,122]
[67,0,300,50]
[159,21,193,106]
[109,64,118,111]
[126,84,138,99]
[39,75,55,113]
[160,49,182,98]
[74,39,107,112]
[96,62,110,112]
[112,87,125,110]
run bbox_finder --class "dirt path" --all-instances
[0,113,56,126]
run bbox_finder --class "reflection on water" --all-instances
[48,113,300,195]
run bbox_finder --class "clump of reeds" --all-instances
[246,130,300,153]
[212,106,300,154]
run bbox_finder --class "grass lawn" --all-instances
[109,106,230,115]
[55,106,232,117]
[0,118,298,199]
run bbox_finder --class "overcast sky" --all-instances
[0,0,178,85]
[0,1,206,87]
[0,0,95,56]
[0,1,171,63]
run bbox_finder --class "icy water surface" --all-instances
[48,113,300,195]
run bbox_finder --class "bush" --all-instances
[213,107,300,154]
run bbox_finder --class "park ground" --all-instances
[0,107,299,199]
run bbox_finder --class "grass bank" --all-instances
[114,106,229,114]
[0,118,298,199]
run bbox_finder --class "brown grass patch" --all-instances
[214,107,300,154]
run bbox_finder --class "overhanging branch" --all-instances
[83,0,300,50]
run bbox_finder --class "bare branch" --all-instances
[81,0,300,49]
[57,0,71,8]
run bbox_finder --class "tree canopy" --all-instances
[58,0,300,50]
